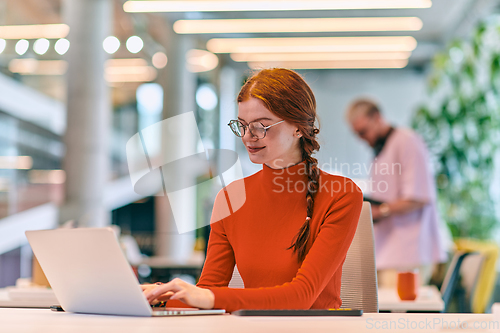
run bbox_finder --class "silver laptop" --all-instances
[25,228,225,317]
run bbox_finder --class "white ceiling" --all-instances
[156,0,500,67]
[2,0,500,68]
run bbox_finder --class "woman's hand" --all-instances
[142,278,215,309]
[141,283,174,305]
[371,204,382,221]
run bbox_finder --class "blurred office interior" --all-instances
[1,0,500,313]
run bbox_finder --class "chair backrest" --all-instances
[228,265,244,288]
[440,251,472,312]
[339,202,379,313]
[459,253,484,312]
[228,202,379,313]
[455,239,499,313]
[440,250,485,313]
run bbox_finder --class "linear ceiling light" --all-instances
[124,0,431,13]
[8,59,68,75]
[186,49,219,73]
[248,59,409,69]
[231,51,412,62]
[174,17,423,34]
[8,58,156,82]
[207,36,417,54]
[106,58,148,67]
[0,156,33,169]
[105,64,157,82]
[105,66,155,76]
[28,170,66,184]
[0,24,69,39]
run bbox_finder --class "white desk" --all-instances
[0,308,496,333]
[0,288,57,308]
[378,285,444,312]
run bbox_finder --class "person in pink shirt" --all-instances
[346,98,450,287]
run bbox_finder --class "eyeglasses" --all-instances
[228,119,285,139]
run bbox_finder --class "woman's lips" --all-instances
[247,146,265,154]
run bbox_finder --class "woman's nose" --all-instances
[242,129,258,141]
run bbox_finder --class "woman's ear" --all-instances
[295,129,302,138]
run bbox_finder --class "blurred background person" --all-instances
[345,98,450,287]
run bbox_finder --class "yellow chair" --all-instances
[455,238,499,313]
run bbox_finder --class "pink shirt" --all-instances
[370,128,448,269]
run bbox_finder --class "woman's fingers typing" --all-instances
[156,291,175,301]
[143,280,180,303]
[141,278,215,309]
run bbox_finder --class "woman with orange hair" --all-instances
[143,68,363,312]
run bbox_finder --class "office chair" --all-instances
[228,265,244,289]
[440,251,474,313]
[228,202,379,313]
[455,239,499,313]
[458,252,484,312]
[339,202,379,313]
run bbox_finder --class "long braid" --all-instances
[288,130,320,262]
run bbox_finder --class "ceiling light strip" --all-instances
[105,58,148,67]
[231,51,412,62]
[9,58,157,82]
[207,36,417,53]
[105,70,157,83]
[8,59,67,75]
[0,156,33,169]
[174,17,423,34]
[124,0,431,13]
[248,59,409,69]
[0,24,69,39]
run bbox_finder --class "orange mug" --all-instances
[397,271,418,301]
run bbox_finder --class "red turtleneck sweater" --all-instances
[194,162,363,313]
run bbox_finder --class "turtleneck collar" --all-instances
[261,160,310,193]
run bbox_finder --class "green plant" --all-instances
[412,17,500,239]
